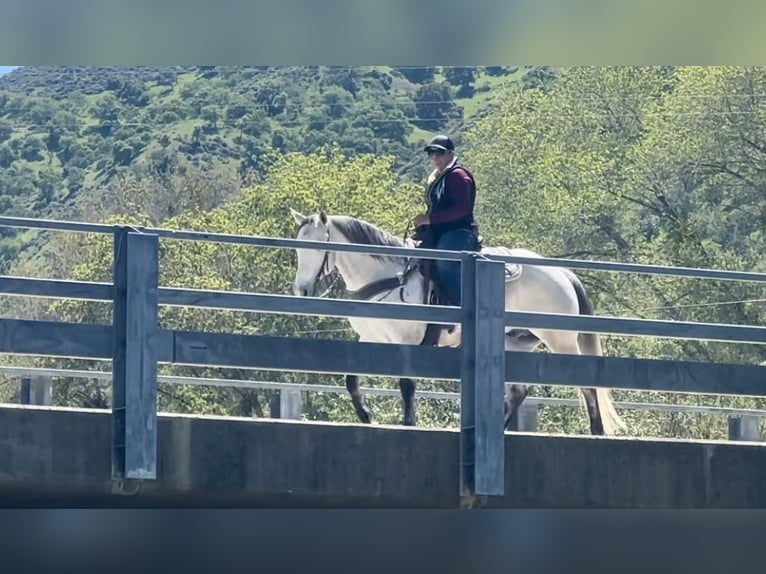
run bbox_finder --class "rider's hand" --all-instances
[413,214,430,228]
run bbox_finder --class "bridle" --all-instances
[306,227,340,298]
[304,218,422,302]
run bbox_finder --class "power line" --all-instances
[0,97,501,115]
[6,95,766,119]
[5,107,766,135]
[640,297,766,313]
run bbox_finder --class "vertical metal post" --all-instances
[19,375,52,405]
[504,388,539,433]
[728,415,761,442]
[519,403,539,432]
[460,253,506,497]
[280,389,303,420]
[460,254,477,497]
[112,229,159,481]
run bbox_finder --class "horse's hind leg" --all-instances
[399,377,416,426]
[536,329,606,435]
[579,388,605,435]
[505,329,542,430]
[345,374,372,424]
[503,330,541,430]
[504,383,529,430]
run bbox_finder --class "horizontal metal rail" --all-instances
[2,364,765,419]
[504,310,766,344]
[159,287,461,324]
[1,276,764,343]
[0,216,117,235]
[3,215,766,282]
[5,320,765,396]
[0,276,113,301]
[0,215,463,261]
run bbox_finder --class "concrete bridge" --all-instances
[1,404,765,508]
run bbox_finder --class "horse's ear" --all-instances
[289,208,305,225]
[319,210,328,225]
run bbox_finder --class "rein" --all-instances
[309,228,341,298]
[310,220,421,303]
[346,276,405,301]
[345,218,422,301]
[314,254,340,298]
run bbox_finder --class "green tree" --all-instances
[443,66,477,97]
[463,66,766,439]
[412,82,461,130]
[0,120,12,144]
[394,66,436,84]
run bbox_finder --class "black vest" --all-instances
[425,161,478,239]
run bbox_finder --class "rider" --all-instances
[412,134,481,307]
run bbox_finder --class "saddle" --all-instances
[402,226,522,347]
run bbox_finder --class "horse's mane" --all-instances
[329,215,408,264]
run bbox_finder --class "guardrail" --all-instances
[6,365,763,441]
[1,215,765,498]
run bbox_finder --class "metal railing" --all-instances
[6,364,763,441]
[1,214,766,497]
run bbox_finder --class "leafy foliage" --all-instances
[0,65,527,271]
[3,66,766,441]
[463,65,766,439]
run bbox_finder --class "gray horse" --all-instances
[289,208,626,436]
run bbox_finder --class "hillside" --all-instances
[0,65,547,270]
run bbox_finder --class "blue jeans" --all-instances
[434,228,479,306]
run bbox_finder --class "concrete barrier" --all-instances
[0,404,765,507]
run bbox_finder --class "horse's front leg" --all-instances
[504,383,529,430]
[345,374,372,423]
[398,377,417,426]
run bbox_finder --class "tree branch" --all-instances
[699,162,762,192]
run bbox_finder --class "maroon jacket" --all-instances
[425,161,479,240]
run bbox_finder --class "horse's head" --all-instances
[289,207,336,297]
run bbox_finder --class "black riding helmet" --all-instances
[423,134,455,153]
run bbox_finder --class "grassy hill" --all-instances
[0,65,545,271]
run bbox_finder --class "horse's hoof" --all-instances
[358,409,372,424]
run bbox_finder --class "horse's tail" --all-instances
[565,269,598,350]
[564,269,627,435]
